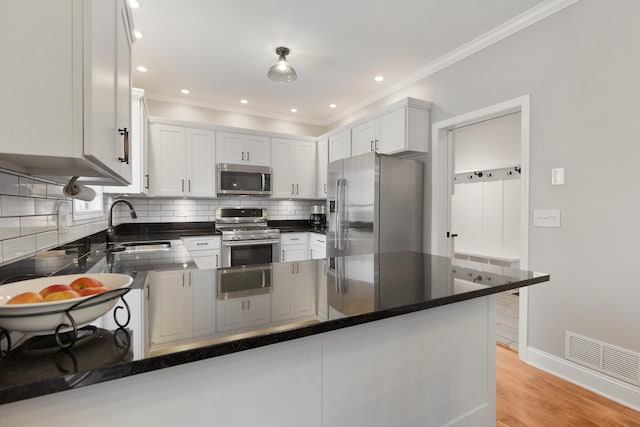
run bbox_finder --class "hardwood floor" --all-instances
[496,345,640,427]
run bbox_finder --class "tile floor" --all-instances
[496,290,519,351]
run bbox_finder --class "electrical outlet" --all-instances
[552,168,565,185]
[534,209,561,227]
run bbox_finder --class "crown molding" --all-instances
[145,0,578,129]
[144,93,327,127]
[324,0,579,126]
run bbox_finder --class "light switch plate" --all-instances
[534,209,561,227]
[552,168,565,185]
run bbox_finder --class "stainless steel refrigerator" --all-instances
[326,151,424,258]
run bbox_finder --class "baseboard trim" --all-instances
[525,346,640,412]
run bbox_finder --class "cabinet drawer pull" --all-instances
[242,151,245,161]
[324,183,327,194]
[118,128,129,164]
[188,179,191,192]
[215,254,218,267]
[296,183,299,194]
[291,184,295,194]
[196,242,208,246]
[290,238,299,241]
[247,299,250,310]
[282,250,285,261]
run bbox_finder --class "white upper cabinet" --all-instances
[316,139,328,198]
[350,99,431,156]
[0,0,134,185]
[271,139,316,199]
[148,123,216,197]
[216,132,270,166]
[104,88,149,195]
[328,130,352,163]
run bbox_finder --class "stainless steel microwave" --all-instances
[217,163,272,196]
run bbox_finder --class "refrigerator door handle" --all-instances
[336,179,342,250]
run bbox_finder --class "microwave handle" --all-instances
[262,173,265,191]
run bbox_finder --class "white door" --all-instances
[187,270,216,338]
[186,128,216,197]
[351,120,376,156]
[328,130,351,162]
[317,139,328,198]
[149,124,186,196]
[271,139,294,198]
[294,141,317,198]
[148,270,186,345]
[216,132,244,164]
[84,0,119,174]
[376,108,405,154]
[245,135,270,166]
[115,0,132,182]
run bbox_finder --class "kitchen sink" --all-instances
[110,241,172,253]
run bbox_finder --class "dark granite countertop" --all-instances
[0,230,549,405]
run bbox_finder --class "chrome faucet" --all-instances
[106,199,137,247]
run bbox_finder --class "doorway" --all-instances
[450,112,521,351]
[431,95,531,360]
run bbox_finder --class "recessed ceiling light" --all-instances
[129,0,141,8]
[329,104,337,108]
[134,30,143,39]
[180,89,190,94]
[290,108,298,113]
[136,66,147,72]
[240,99,248,104]
[374,75,384,82]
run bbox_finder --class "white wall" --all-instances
[147,99,326,137]
[453,112,521,173]
[329,0,640,360]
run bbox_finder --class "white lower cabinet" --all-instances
[316,259,328,321]
[148,269,216,346]
[181,235,221,269]
[271,261,316,322]
[216,294,271,332]
[309,233,326,259]
[280,233,309,262]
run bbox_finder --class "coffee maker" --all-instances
[309,205,326,232]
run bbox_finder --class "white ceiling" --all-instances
[130,0,548,126]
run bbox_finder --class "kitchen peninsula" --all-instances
[0,234,549,426]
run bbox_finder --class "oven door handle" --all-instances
[222,239,280,247]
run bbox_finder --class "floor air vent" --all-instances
[565,331,640,386]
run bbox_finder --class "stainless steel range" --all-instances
[215,207,280,268]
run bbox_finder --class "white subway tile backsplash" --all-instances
[0,218,20,240]
[46,183,66,199]
[36,230,59,251]
[35,199,59,215]
[20,215,52,235]
[0,184,323,265]
[0,172,20,196]
[1,195,35,217]
[3,235,36,262]
[19,177,47,198]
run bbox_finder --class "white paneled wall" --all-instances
[452,179,520,260]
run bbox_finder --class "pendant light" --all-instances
[267,47,297,83]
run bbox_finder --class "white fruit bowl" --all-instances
[0,273,133,334]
